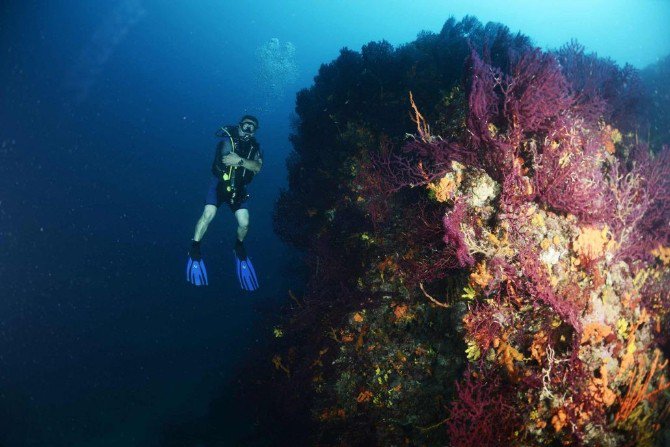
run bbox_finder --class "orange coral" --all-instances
[272,354,291,378]
[377,256,398,280]
[494,334,524,375]
[616,349,670,423]
[393,304,408,320]
[408,91,432,142]
[588,365,616,407]
[573,225,610,260]
[580,322,613,345]
[551,408,567,432]
[470,261,493,290]
[530,330,548,364]
[319,407,346,421]
[310,347,330,369]
[601,124,622,154]
[341,331,355,343]
[428,175,458,202]
[356,389,373,403]
[356,325,368,351]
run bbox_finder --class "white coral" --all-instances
[540,246,564,268]
[468,172,499,208]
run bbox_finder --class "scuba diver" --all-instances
[186,115,263,291]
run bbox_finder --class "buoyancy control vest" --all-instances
[211,125,261,194]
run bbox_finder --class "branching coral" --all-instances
[446,371,520,447]
[533,123,612,223]
[616,349,670,424]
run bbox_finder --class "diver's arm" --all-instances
[222,153,262,173]
[239,158,262,173]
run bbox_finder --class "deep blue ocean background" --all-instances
[1,1,668,446]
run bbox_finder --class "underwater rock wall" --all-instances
[271,17,669,447]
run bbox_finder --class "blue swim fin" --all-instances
[234,240,259,291]
[186,241,208,286]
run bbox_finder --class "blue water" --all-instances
[1,1,668,446]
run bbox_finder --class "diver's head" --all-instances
[238,115,259,140]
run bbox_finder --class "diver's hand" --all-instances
[222,153,242,166]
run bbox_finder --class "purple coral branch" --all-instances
[533,127,612,223]
[502,50,573,143]
[443,198,475,268]
[517,246,583,333]
[613,144,670,264]
[446,370,519,447]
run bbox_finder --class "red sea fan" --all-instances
[443,197,475,268]
[613,144,670,264]
[446,370,520,447]
[555,40,644,131]
[463,297,510,353]
[533,122,612,223]
[466,49,502,151]
[517,245,583,333]
[465,49,578,211]
[554,40,609,124]
[465,50,518,185]
[632,145,670,251]
[502,49,573,143]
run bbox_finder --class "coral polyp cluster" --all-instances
[269,17,669,446]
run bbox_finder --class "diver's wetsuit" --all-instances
[207,125,263,211]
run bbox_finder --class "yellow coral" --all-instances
[633,269,651,289]
[616,310,650,381]
[272,354,291,377]
[466,339,481,361]
[651,245,670,265]
[531,212,545,228]
[602,125,623,154]
[540,238,551,250]
[616,318,629,339]
[461,286,476,300]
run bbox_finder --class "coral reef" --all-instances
[270,16,669,446]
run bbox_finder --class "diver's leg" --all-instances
[193,205,217,241]
[234,208,250,242]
